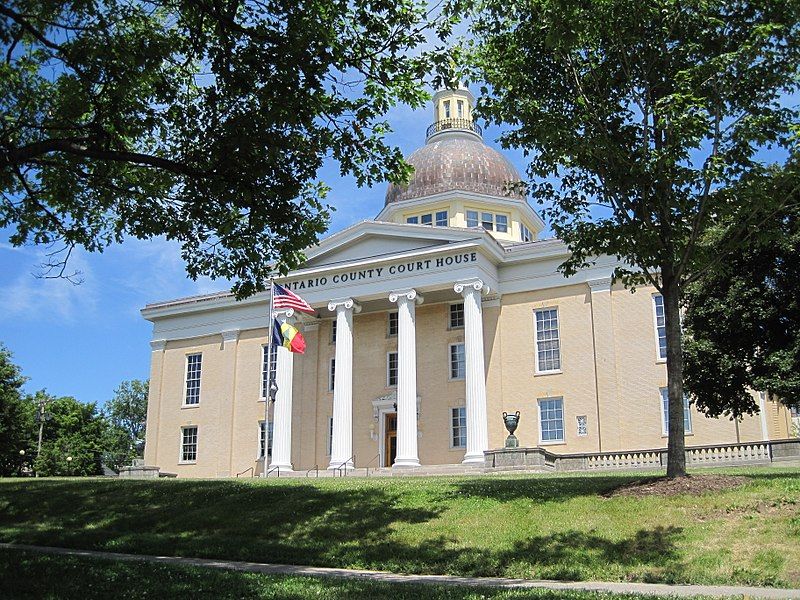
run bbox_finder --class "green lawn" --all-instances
[0,468,798,587]
[0,549,712,600]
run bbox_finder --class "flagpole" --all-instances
[263,279,276,476]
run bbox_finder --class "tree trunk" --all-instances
[662,270,687,478]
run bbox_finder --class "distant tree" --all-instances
[684,200,800,419]
[0,0,452,297]
[471,0,800,476]
[102,379,148,470]
[0,344,35,475]
[34,396,106,476]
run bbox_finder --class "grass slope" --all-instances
[0,469,798,587]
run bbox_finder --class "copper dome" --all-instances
[385,135,526,205]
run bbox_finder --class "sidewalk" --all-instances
[2,542,798,599]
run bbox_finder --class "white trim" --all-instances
[758,391,770,440]
[182,352,202,407]
[448,342,466,381]
[387,311,398,337]
[179,425,198,464]
[537,397,565,444]
[652,293,667,362]
[533,307,562,375]
[449,405,467,449]
[659,387,693,436]
[386,351,398,388]
[328,357,336,392]
[448,300,465,330]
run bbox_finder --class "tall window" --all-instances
[443,100,451,118]
[521,223,533,242]
[456,99,464,118]
[259,421,273,458]
[450,343,466,380]
[660,388,692,435]
[495,214,508,233]
[538,397,564,442]
[450,303,464,328]
[387,352,398,387]
[435,210,449,227]
[388,312,398,336]
[181,426,198,462]
[184,353,202,405]
[466,210,479,227]
[653,295,667,360]
[534,308,561,373]
[331,320,337,343]
[327,417,334,455]
[261,346,277,399]
[329,358,336,392]
[451,407,466,448]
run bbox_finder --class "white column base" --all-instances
[461,452,485,465]
[268,462,294,472]
[327,460,354,470]
[392,458,420,469]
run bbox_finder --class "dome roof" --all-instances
[385,135,526,205]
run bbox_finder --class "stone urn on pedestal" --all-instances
[503,411,521,448]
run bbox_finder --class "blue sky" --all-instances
[0,99,534,408]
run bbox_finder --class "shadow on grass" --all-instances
[0,472,742,581]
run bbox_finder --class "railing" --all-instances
[235,466,254,478]
[333,455,355,477]
[425,118,482,139]
[587,451,663,470]
[686,441,771,465]
[264,465,280,478]
[364,453,381,477]
[306,465,319,478]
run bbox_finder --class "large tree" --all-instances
[471,0,800,476]
[0,344,35,476]
[1,0,451,296]
[102,379,148,470]
[684,198,800,420]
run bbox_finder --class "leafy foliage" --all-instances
[33,394,107,476]
[470,0,800,475]
[102,379,148,470]
[684,197,800,419]
[0,0,453,297]
[0,344,35,476]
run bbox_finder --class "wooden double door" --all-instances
[384,412,397,467]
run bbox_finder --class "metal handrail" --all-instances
[264,465,280,478]
[235,466,254,478]
[306,465,319,478]
[333,455,355,477]
[364,453,381,477]
[425,118,482,139]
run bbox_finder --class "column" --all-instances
[389,288,423,468]
[144,339,166,466]
[270,310,294,471]
[328,298,360,470]
[455,279,489,464]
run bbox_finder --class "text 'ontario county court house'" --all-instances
[141,88,795,477]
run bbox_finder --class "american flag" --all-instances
[272,283,315,314]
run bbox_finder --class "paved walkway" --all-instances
[3,542,799,599]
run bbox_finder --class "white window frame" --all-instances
[179,425,198,463]
[652,294,667,362]
[449,343,466,380]
[449,302,464,329]
[406,216,419,224]
[533,307,562,375]
[387,311,398,337]
[456,99,464,118]
[387,351,398,387]
[538,397,565,444]
[495,214,509,233]
[466,210,479,228]
[183,353,202,406]
[420,213,433,226]
[328,358,336,392]
[659,387,693,436]
[258,420,273,459]
[330,319,337,344]
[261,345,277,400]
[326,416,334,456]
[481,211,494,231]
[450,406,467,449]
[435,210,448,227]
[521,223,533,242]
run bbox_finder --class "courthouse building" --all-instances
[142,88,795,477]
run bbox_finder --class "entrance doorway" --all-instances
[384,412,397,467]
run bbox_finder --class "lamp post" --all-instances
[66,455,73,477]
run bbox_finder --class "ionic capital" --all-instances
[389,288,424,305]
[328,297,361,314]
[273,307,295,320]
[454,278,488,297]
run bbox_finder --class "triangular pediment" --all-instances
[301,220,486,268]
